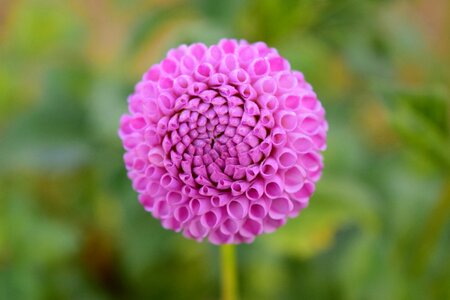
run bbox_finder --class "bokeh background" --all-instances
[1,0,449,299]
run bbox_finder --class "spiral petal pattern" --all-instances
[119,39,328,244]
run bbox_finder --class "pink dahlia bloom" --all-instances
[119,39,327,244]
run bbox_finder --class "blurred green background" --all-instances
[1,0,449,299]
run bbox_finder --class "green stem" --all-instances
[221,244,238,300]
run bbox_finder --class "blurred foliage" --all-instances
[0,0,449,299]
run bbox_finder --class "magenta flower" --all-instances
[119,39,327,244]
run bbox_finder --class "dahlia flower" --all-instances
[119,39,327,244]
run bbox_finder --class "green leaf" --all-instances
[388,90,450,171]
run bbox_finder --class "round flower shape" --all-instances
[119,39,327,244]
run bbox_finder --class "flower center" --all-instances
[158,84,271,197]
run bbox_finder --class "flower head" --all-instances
[119,39,327,244]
